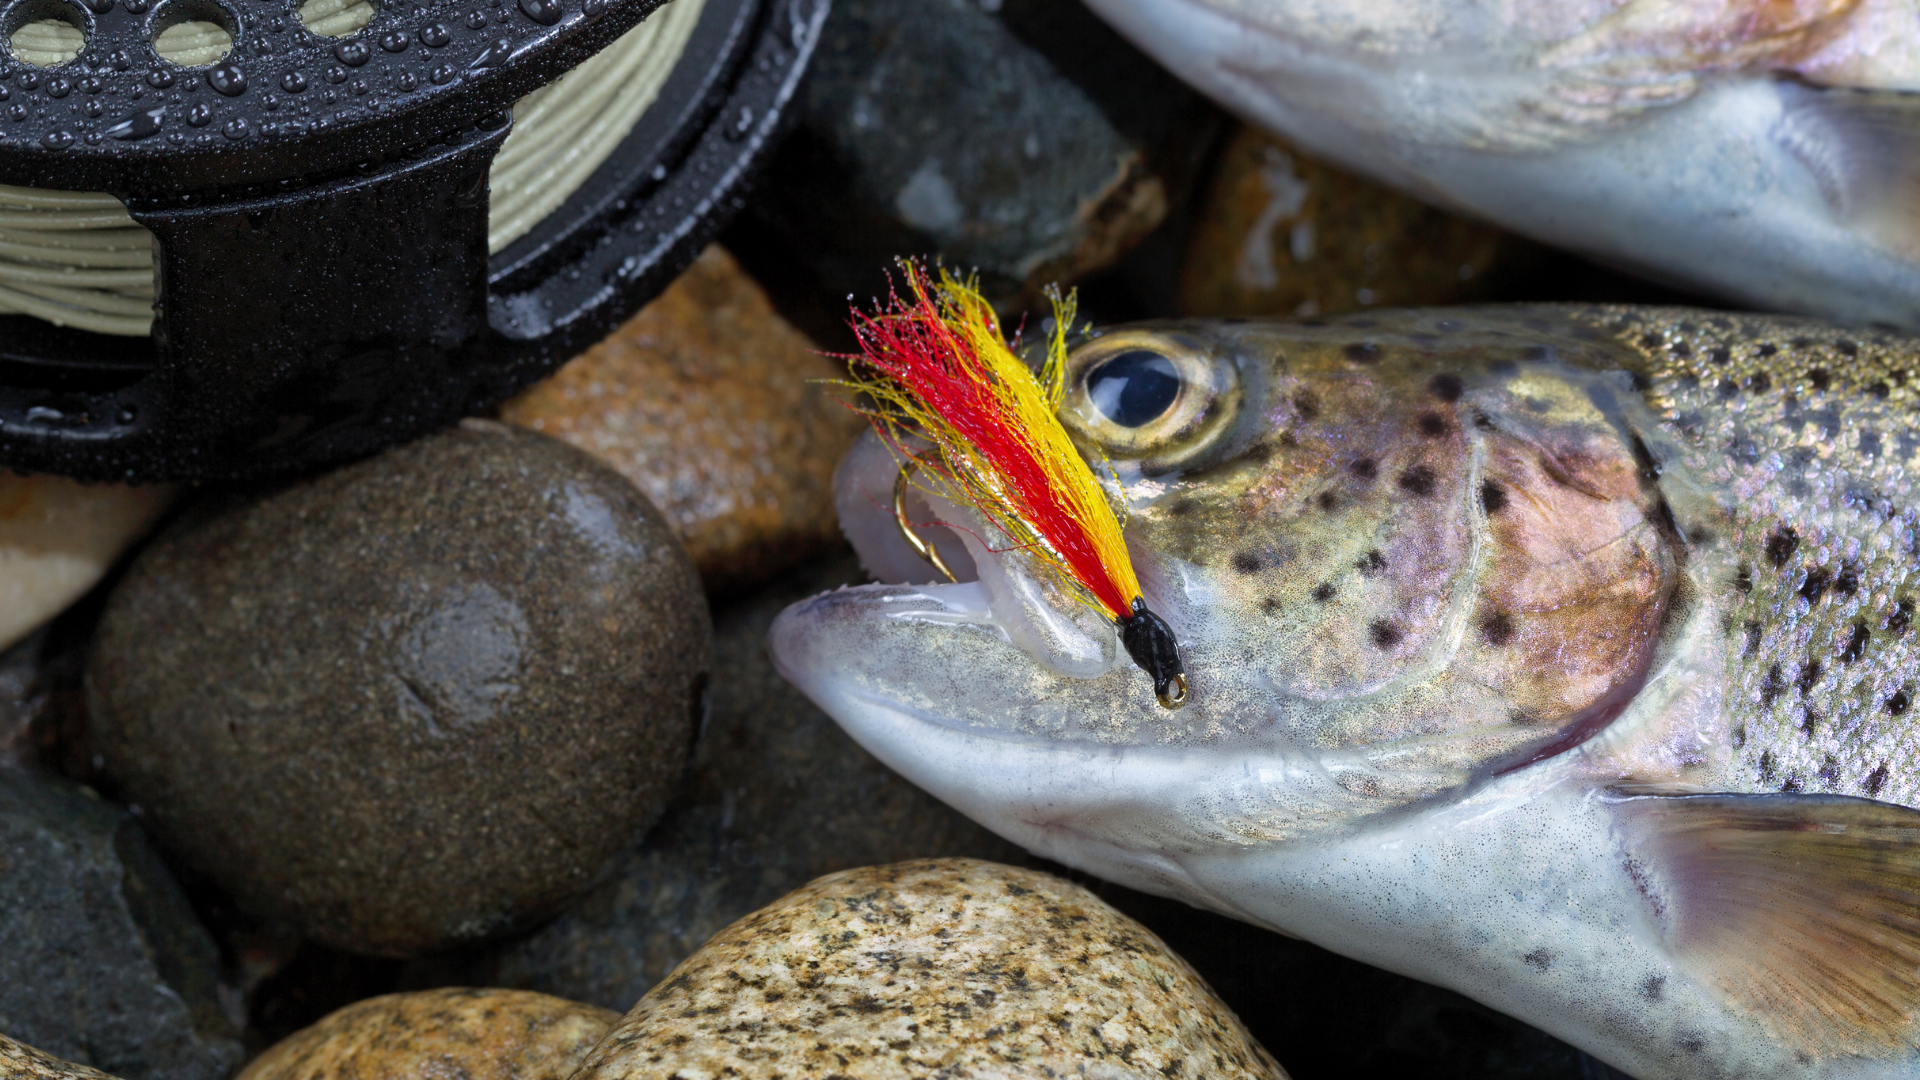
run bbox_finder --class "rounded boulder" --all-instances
[87,421,710,957]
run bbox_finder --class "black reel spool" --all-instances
[0,0,826,481]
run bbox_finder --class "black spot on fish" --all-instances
[1311,583,1336,603]
[1638,332,1663,350]
[1891,599,1914,636]
[1732,724,1747,749]
[1734,564,1753,593]
[1369,620,1404,648]
[1889,688,1911,717]
[1766,527,1799,568]
[1357,550,1387,576]
[1417,413,1448,438]
[1292,392,1320,419]
[1757,343,1777,358]
[1398,467,1437,497]
[1344,342,1381,363]
[1800,568,1830,604]
[1872,381,1891,399]
[1759,751,1778,783]
[1781,775,1803,793]
[1718,379,1739,399]
[1834,567,1859,596]
[1481,482,1507,514]
[1749,372,1772,394]
[1868,762,1890,796]
[1260,597,1281,615]
[1428,374,1464,402]
[1317,491,1339,512]
[1791,337,1814,350]
[1842,622,1870,664]
[1709,346,1730,365]
[1523,949,1553,972]
[1808,368,1831,392]
[1838,340,1859,357]
[1687,525,1714,544]
[1761,664,1784,706]
[1797,658,1822,696]
[1819,755,1841,785]
[1350,458,1377,481]
[1800,707,1820,736]
[1481,613,1515,646]
[1744,621,1762,656]
[1473,412,1496,430]
[1231,552,1261,575]
[1639,975,1666,1002]
[1676,1032,1707,1056]
[1630,371,1651,392]
[1860,431,1883,459]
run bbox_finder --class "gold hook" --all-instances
[1157,673,1190,710]
[894,455,959,584]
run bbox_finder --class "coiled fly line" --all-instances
[0,0,707,336]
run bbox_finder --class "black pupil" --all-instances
[1086,351,1181,428]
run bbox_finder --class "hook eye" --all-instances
[893,453,958,584]
[1156,672,1190,710]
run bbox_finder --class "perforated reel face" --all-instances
[0,0,828,481]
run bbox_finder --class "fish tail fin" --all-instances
[1775,80,1920,259]
[1612,788,1920,1058]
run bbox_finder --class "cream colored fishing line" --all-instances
[0,0,706,336]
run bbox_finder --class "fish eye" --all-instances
[1060,331,1238,464]
[1086,350,1182,428]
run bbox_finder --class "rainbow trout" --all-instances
[772,306,1920,1078]
[1069,0,1920,328]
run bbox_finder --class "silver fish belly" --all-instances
[1069,0,1920,328]
[772,307,1920,1079]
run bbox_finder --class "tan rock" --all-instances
[502,246,862,593]
[574,858,1289,1079]
[1179,126,1542,319]
[0,1035,119,1080]
[0,475,170,653]
[237,989,617,1080]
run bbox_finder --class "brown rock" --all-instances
[238,990,616,1080]
[1179,127,1543,319]
[502,246,862,593]
[1,1035,120,1080]
[574,859,1289,1079]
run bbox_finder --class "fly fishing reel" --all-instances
[0,0,824,481]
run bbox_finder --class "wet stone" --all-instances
[572,858,1289,1079]
[0,767,241,1080]
[746,0,1214,307]
[0,474,171,653]
[238,989,616,1080]
[414,551,1024,1009]
[2,1034,123,1080]
[1179,127,1543,318]
[85,421,711,958]
[501,246,862,595]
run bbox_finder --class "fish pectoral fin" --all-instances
[1776,81,1920,258]
[1612,788,1920,1058]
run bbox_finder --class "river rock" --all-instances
[86,421,710,957]
[746,0,1215,309]
[0,474,170,653]
[2,1034,123,1080]
[412,551,1024,1008]
[573,859,1288,1079]
[501,247,861,594]
[238,989,616,1080]
[1178,127,1545,319]
[0,767,240,1080]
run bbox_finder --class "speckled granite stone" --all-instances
[237,989,616,1080]
[573,859,1289,1079]
[1,1034,122,1080]
[87,421,711,957]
